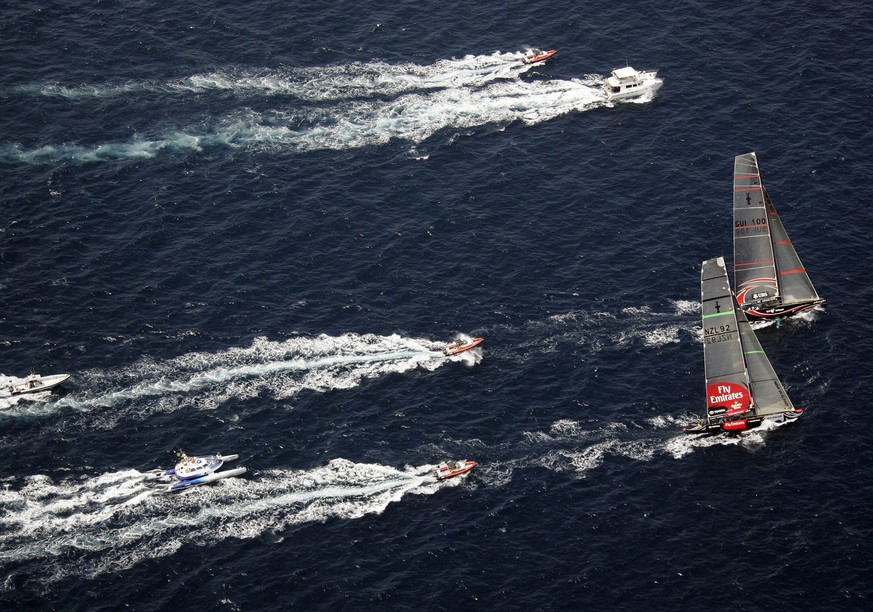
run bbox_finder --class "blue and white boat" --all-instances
[162,452,247,492]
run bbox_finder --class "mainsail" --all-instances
[685,256,801,433]
[732,152,824,317]
[701,256,748,420]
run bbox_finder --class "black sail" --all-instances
[733,153,778,309]
[701,257,750,425]
[733,152,824,316]
[698,257,796,429]
[764,186,822,306]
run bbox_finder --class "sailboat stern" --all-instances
[721,408,804,432]
[722,418,757,432]
[743,297,826,319]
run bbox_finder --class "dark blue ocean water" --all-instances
[2,1,872,609]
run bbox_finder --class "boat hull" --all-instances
[165,453,239,479]
[603,68,662,101]
[742,298,827,319]
[682,409,803,434]
[604,80,662,101]
[161,453,245,491]
[523,49,557,64]
[168,467,247,491]
[8,374,70,396]
[444,337,484,356]
[434,460,477,480]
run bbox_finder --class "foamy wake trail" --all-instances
[1,76,607,164]
[0,50,617,164]
[0,414,776,587]
[497,415,784,485]
[8,52,540,101]
[488,300,699,362]
[0,458,447,586]
[0,333,462,422]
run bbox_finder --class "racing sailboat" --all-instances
[733,152,826,318]
[683,256,804,433]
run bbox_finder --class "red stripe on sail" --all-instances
[736,260,774,267]
[734,174,760,179]
[779,269,806,275]
[773,240,791,245]
[734,187,762,192]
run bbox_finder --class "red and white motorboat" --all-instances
[522,49,557,64]
[443,337,484,356]
[433,460,477,481]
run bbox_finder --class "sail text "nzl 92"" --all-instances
[704,324,732,335]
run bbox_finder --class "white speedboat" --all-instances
[7,373,70,396]
[603,66,662,101]
[162,452,246,492]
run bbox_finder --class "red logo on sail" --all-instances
[736,278,777,306]
[706,382,751,417]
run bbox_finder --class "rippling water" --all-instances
[2,1,872,609]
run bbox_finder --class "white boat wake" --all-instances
[10,51,541,101]
[481,299,701,365]
[473,413,792,492]
[0,409,779,589]
[0,332,476,425]
[0,458,455,587]
[0,52,622,164]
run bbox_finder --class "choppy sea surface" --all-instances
[2,1,872,609]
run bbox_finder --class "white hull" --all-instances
[603,67,662,101]
[606,80,661,101]
[168,467,247,492]
[7,373,70,396]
